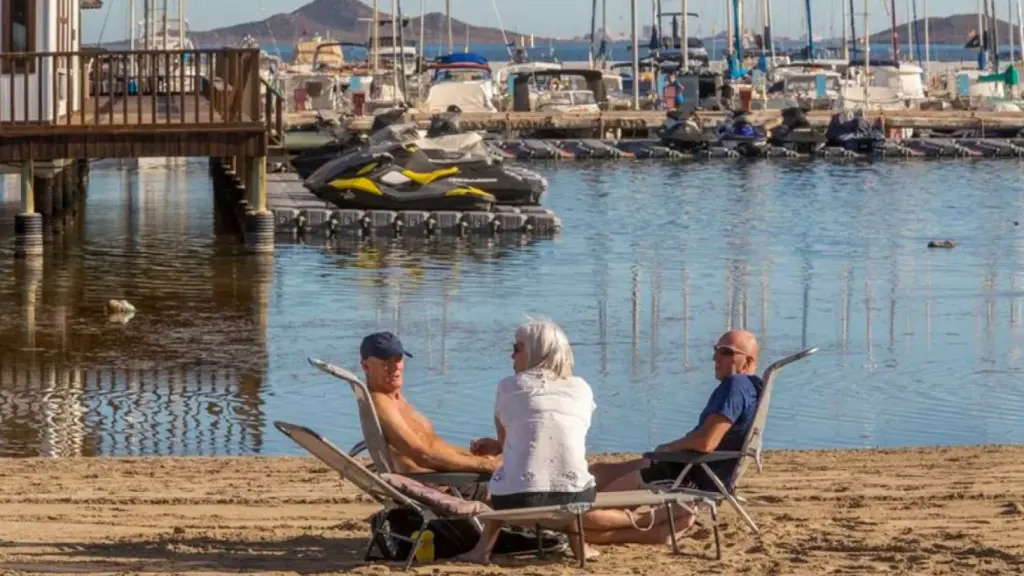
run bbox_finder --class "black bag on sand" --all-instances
[368,506,569,561]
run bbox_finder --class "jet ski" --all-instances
[769,106,827,153]
[657,105,717,151]
[825,110,886,153]
[303,143,497,212]
[716,110,768,155]
[292,108,548,206]
[290,108,407,180]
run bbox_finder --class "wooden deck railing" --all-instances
[0,48,272,129]
[261,78,285,147]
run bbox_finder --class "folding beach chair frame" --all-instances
[308,357,491,495]
[642,347,818,559]
[274,420,700,570]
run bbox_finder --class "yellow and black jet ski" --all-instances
[303,143,497,212]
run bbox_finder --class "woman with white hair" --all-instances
[458,316,695,564]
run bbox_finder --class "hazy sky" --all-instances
[81,0,990,44]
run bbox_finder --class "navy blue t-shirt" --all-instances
[688,374,762,489]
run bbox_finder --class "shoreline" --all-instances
[0,445,1022,575]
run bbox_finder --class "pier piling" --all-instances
[33,174,54,232]
[63,163,77,221]
[51,173,65,236]
[244,156,273,254]
[15,162,43,259]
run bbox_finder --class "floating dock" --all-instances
[283,109,1024,136]
[265,173,562,238]
[484,138,1024,160]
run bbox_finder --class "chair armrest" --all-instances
[643,450,744,465]
[401,471,492,485]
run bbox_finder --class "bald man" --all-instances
[590,330,762,493]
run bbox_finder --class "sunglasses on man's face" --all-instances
[513,342,524,353]
[714,345,746,358]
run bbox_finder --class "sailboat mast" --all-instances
[589,0,598,64]
[1010,0,1016,65]
[864,0,871,101]
[766,0,775,61]
[418,0,425,58]
[1017,0,1023,67]
[805,0,813,58]
[130,0,136,51]
[372,0,379,74]
[682,0,689,69]
[924,0,930,79]
[991,0,1000,70]
[726,0,733,61]
[849,0,858,56]
[890,0,901,65]
[446,0,453,52]
[391,0,399,102]
[841,0,849,59]
[906,0,914,56]
[179,0,185,49]
[732,0,742,62]
[631,0,640,108]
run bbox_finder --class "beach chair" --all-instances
[642,347,818,559]
[308,357,490,494]
[275,420,699,569]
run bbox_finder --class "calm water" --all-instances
[2,157,1024,458]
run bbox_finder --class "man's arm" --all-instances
[375,397,499,473]
[655,414,733,453]
[655,377,750,453]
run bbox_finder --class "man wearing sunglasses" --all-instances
[589,329,763,493]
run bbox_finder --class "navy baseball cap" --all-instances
[360,331,413,360]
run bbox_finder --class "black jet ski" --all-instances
[825,111,886,153]
[657,104,716,151]
[290,108,408,179]
[303,143,497,212]
[292,107,548,206]
[716,110,768,155]
[769,106,827,153]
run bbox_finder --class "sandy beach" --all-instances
[0,446,1022,575]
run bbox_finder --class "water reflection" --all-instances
[1,159,1024,456]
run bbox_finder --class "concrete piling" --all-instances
[15,161,43,259]
[244,156,273,254]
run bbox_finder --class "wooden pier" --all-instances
[0,47,285,259]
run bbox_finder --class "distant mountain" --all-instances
[190,0,550,47]
[867,14,1012,46]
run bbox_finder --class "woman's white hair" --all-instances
[515,315,574,379]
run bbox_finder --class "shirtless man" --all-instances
[360,331,500,474]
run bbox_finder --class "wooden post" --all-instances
[249,156,266,212]
[15,161,43,259]
[20,162,35,214]
[243,155,272,254]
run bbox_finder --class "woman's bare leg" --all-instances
[602,468,645,493]
[589,459,646,491]
[455,520,503,564]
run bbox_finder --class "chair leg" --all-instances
[362,534,377,562]
[402,521,427,571]
[575,513,586,569]
[710,504,722,561]
[536,523,544,558]
[665,503,680,554]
